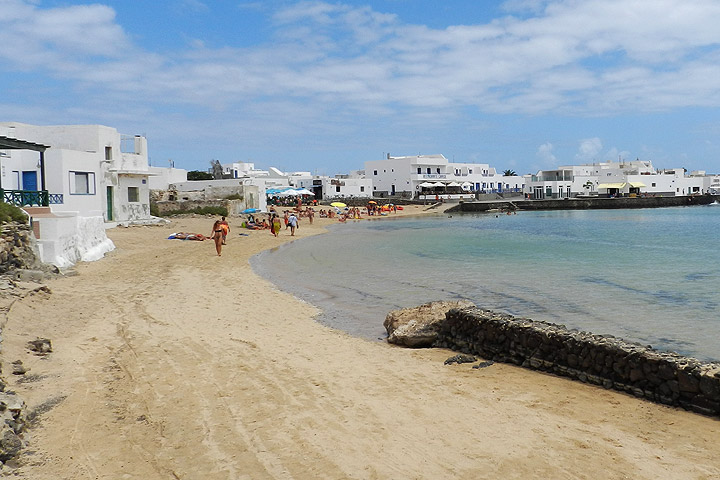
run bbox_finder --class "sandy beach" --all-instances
[2,206,719,479]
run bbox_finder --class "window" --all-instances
[360,186,365,192]
[426,168,431,174]
[128,186,139,202]
[69,171,96,195]
[417,167,421,174]
[373,170,378,175]
[652,183,656,187]
[437,168,441,174]
[469,169,473,174]
[335,186,341,193]
[105,146,112,161]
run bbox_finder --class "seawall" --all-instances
[446,194,717,213]
[436,308,720,417]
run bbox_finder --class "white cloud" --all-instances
[576,138,603,162]
[179,0,208,12]
[537,142,557,166]
[4,0,720,141]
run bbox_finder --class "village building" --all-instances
[364,154,524,200]
[292,171,372,200]
[525,159,710,199]
[0,122,154,267]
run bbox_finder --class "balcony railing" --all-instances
[0,189,64,207]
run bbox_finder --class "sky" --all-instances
[2,0,720,175]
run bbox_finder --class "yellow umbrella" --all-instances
[330,202,347,208]
[368,200,377,204]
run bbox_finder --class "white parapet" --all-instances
[33,212,115,268]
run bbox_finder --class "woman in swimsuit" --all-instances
[210,220,223,256]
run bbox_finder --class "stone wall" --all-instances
[436,308,720,417]
[446,193,717,213]
[0,224,40,274]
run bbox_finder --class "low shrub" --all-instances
[159,206,228,217]
[0,203,28,224]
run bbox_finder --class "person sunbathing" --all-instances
[169,232,207,241]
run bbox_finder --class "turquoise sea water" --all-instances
[251,204,720,361]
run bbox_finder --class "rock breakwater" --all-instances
[435,307,720,417]
[385,302,720,417]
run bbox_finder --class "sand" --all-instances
[1,206,719,480]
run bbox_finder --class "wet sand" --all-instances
[2,206,719,479]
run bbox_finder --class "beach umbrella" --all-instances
[447,182,461,187]
[418,182,435,188]
[431,182,445,187]
[368,200,377,204]
[330,202,347,208]
[242,208,259,214]
[295,188,315,196]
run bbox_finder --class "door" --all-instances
[106,186,114,221]
[22,171,37,191]
[391,184,396,195]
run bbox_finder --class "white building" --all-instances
[364,154,524,199]
[218,161,373,202]
[0,122,155,267]
[149,166,187,190]
[292,171,372,200]
[526,159,708,199]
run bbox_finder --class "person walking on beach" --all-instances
[270,214,282,237]
[287,212,299,236]
[210,220,224,256]
[220,216,230,245]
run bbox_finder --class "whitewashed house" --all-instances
[0,122,154,267]
[525,159,707,199]
[149,166,188,190]
[291,171,372,200]
[364,154,524,199]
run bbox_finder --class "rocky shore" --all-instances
[0,223,60,468]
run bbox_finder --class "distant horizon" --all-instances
[3,0,720,176]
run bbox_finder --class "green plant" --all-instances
[224,193,244,200]
[187,170,213,180]
[159,206,228,217]
[0,202,28,224]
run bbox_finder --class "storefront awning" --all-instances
[629,182,646,188]
[597,183,627,189]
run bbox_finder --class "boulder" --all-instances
[384,300,475,348]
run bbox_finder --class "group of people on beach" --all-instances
[181,200,405,257]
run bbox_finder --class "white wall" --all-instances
[149,167,187,190]
[33,212,114,268]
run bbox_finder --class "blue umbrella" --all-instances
[242,208,259,214]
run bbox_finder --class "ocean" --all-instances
[251,204,720,362]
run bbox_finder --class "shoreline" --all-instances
[1,209,719,478]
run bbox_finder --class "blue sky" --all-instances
[2,0,720,175]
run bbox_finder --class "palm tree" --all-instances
[502,169,517,176]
